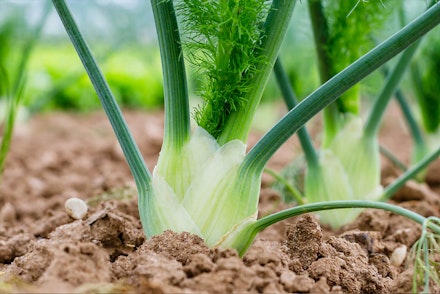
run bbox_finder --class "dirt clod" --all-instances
[284,214,322,273]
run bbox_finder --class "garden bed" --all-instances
[0,107,439,293]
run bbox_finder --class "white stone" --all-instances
[65,197,88,220]
[390,245,407,267]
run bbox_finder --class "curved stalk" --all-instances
[52,0,152,228]
[233,200,439,256]
[245,3,440,173]
[254,200,430,232]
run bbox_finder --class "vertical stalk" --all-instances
[273,58,319,168]
[51,1,152,221]
[307,0,340,147]
[364,42,420,139]
[395,90,429,163]
[218,0,296,145]
[151,0,190,150]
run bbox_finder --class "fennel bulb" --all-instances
[146,127,260,248]
[305,117,383,228]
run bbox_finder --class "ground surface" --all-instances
[0,105,439,293]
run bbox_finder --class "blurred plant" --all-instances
[26,45,164,112]
[377,5,440,181]
[311,0,395,146]
[410,32,440,157]
[0,2,50,178]
[271,0,440,229]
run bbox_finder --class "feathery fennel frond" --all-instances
[322,0,395,114]
[177,0,271,139]
[409,217,440,293]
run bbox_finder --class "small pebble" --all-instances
[65,197,88,220]
[390,245,407,267]
[0,202,17,223]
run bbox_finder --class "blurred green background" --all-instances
[0,0,438,118]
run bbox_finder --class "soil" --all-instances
[0,104,439,293]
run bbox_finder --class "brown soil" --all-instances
[1,105,440,293]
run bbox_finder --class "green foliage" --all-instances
[323,0,396,114]
[410,217,440,293]
[412,31,440,134]
[0,21,14,97]
[0,3,49,177]
[25,45,164,111]
[324,0,392,71]
[177,0,271,138]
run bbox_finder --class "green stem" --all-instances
[307,0,333,82]
[381,146,440,201]
[395,89,429,163]
[423,236,430,291]
[273,58,319,168]
[395,89,426,152]
[52,0,152,228]
[264,167,304,205]
[245,3,440,174]
[379,144,407,172]
[218,0,296,145]
[307,0,342,147]
[255,200,432,233]
[364,42,420,138]
[377,43,428,165]
[384,3,425,143]
[235,199,439,256]
[151,0,190,150]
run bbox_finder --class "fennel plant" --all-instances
[410,32,440,162]
[381,5,440,181]
[273,0,439,229]
[52,0,440,270]
[0,3,50,179]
